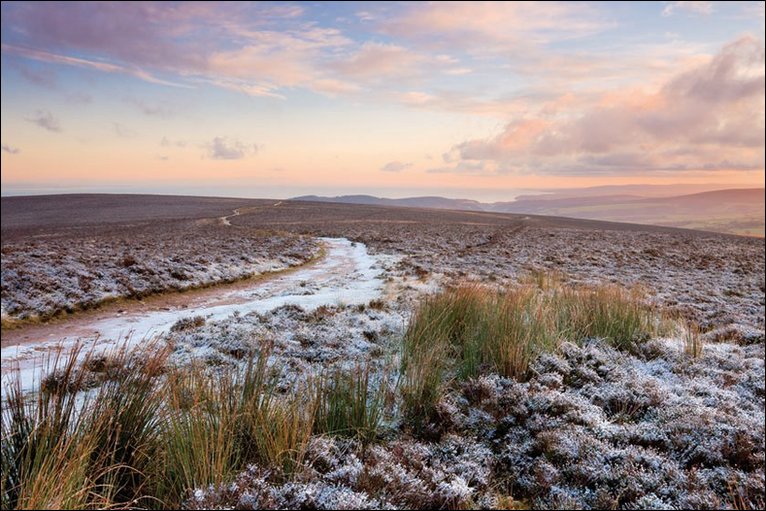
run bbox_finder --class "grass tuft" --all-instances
[684,321,704,358]
[400,277,667,427]
[312,363,386,443]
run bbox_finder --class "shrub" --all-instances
[121,254,137,267]
[170,315,206,332]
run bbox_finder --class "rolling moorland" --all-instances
[295,187,765,237]
[1,194,764,510]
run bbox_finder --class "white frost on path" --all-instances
[1,238,396,396]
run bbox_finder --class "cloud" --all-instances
[207,137,257,160]
[125,97,174,117]
[0,2,469,101]
[661,2,713,17]
[380,2,612,50]
[202,78,286,100]
[0,0,757,119]
[25,110,62,132]
[12,62,57,88]
[331,42,423,81]
[356,11,375,22]
[0,2,211,71]
[203,26,351,93]
[741,1,765,18]
[160,136,187,148]
[380,161,412,172]
[438,37,765,176]
[1,44,189,87]
[2,144,20,154]
[427,160,497,175]
[66,92,92,104]
[112,122,136,137]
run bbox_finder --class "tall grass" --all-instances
[155,365,241,505]
[1,344,320,509]
[683,321,703,358]
[400,278,667,426]
[2,347,97,510]
[312,363,386,443]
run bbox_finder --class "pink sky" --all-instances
[1,1,764,200]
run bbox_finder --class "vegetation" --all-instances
[0,274,723,509]
[400,279,668,427]
[312,363,386,444]
[1,344,383,509]
[683,321,704,358]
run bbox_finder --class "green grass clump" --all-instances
[312,363,386,443]
[400,277,666,427]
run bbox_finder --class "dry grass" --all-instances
[400,277,668,428]
[312,363,386,443]
[684,321,704,358]
[0,342,326,509]
[1,344,170,509]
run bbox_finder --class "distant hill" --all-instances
[292,188,765,236]
[493,188,764,236]
[487,194,647,213]
[649,188,765,206]
[293,194,485,211]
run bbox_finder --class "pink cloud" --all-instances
[1,2,336,96]
[441,37,765,175]
[1,44,188,87]
[206,137,257,160]
[380,2,612,50]
[331,42,424,81]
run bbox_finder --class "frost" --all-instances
[1,224,319,322]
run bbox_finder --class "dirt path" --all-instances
[1,238,395,394]
[218,207,242,226]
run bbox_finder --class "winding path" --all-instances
[1,238,393,394]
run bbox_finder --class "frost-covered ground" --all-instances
[280,220,764,339]
[1,220,318,323]
[178,204,763,510]
[187,338,764,510]
[1,238,397,397]
[2,199,763,509]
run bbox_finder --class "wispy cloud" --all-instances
[661,1,714,17]
[66,92,92,104]
[380,161,412,172]
[332,42,424,82]
[202,78,286,100]
[125,97,174,117]
[13,62,57,88]
[207,137,257,160]
[2,144,20,154]
[25,110,62,132]
[112,122,136,138]
[379,2,612,50]
[1,44,190,88]
[160,136,187,148]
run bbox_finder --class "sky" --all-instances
[1,1,764,201]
